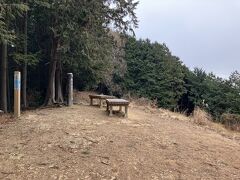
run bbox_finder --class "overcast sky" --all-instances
[135,0,240,78]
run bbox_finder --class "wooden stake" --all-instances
[14,71,21,117]
[67,73,73,106]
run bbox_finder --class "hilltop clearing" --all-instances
[0,93,239,179]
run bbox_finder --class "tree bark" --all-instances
[0,40,8,112]
[44,36,59,106]
[22,2,28,109]
[55,54,64,104]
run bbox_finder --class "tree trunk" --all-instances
[55,54,64,104]
[0,40,8,113]
[22,3,28,109]
[7,62,10,112]
[44,36,59,106]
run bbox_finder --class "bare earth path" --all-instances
[0,104,240,179]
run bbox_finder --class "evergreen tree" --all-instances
[0,1,28,112]
[124,37,186,110]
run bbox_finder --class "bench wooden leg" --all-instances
[90,98,93,106]
[99,99,102,108]
[106,103,109,112]
[109,105,113,116]
[119,106,122,112]
[125,105,128,118]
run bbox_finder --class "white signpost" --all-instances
[14,71,21,117]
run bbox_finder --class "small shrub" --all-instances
[193,107,212,126]
[221,113,240,131]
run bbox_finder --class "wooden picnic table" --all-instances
[89,94,115,108]
[106,99,130,118]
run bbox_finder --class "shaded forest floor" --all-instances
[0,92,240,179]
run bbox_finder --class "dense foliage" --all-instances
[122,37,240,119]
[1,0,240,122]
[123,37,186,110]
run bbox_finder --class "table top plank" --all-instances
[89,94,115,99]
[106,99,130,105]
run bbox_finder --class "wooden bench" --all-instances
[106,99,130,117]
[89,94,115,108]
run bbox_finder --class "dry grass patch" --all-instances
[221,113,240,132]
[190,108,240,141]
[192,107,213,126]
[73,91,97,105]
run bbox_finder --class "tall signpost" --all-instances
[14,71,21,117]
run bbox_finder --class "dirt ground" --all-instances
[0,95,240,179]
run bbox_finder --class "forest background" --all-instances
[1,0,240,124]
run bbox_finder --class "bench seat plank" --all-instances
[89,95,115,99]
[106,99,129,106]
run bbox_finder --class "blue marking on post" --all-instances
[14,79,21,90]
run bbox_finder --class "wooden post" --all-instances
[90,97,93,106]
[109,105,113,116]
[125,105,128,118]
[67,73,73,106]
[14,71,21,117]
[119,106,122,112]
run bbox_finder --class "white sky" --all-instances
[135,0,240,78]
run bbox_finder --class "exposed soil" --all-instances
[0,95,240,179]
[0,115,14,125]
